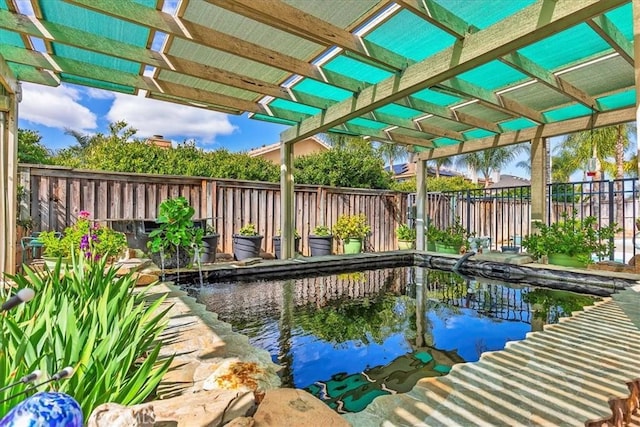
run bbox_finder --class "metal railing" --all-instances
[417,178,639,262]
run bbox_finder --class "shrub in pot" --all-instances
[433,217,471,254]
[147,197,203,269]
[332,214,370,254]
[233,223,264,260]
[273,229,300,259]
[39,211,127,269]
[396,224,416,250]
[521,211,618,268]
[308,225,333,256]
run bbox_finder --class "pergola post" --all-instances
[279,140,294,259]
[415,157,427,251]
[530,136,548,228]
[0,59,19,277]
[634,0,640,177]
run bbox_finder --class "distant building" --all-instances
[387,162,463,181]
[247,136,331,164]
[146,135,172,149]
[486,174,530,188]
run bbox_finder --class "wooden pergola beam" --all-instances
[416,106,636,160]
[588,15,634,66]
[394,0,473,39]
[341,123,435,149]
[366,110,465,141]
[204,0,411,72]
[500,52,599,109]
[396,96,501,133]
[437,78,546,123]
[281,0,626,143]
[62,0,367,93]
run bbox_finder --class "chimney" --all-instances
[147,135,172,149]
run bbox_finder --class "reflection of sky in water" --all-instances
[427,308,530,362]
[289,332,412,388]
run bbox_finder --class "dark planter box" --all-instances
[196,234,219,264]
[150,246,192,269]
[308,235,333,256]
[233,235,263,261]
[272,236,301,259]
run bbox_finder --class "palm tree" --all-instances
[377,142,408,173]
[428,157,452,178]
[555,124,635,225]
[455,145,525,188]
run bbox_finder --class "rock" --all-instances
[226,417,255,427]
[153,389,255,426]
[132,272,160,286]
[87,402,155,427]
[203,359,280,393]
[253,388,349,427]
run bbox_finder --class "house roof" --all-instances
[487,174,531,188]
[0,0,635,160]
[247,135,331,157]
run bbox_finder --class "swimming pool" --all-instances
[187,266,598,413]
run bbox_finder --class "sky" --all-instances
[18,81,289,154]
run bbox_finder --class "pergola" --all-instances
[1,0,638,275]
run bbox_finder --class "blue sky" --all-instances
[18,81,288,154]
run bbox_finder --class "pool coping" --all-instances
[170,250,640,296]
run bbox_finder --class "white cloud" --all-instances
[19,83,97,132]
[85,88,115,100]
[107,93,237,144]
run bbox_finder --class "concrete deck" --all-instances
[343,284,640,427]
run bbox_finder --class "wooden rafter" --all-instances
[395,97,501,133]
[436,78,546,123]
[204,0,411,72]
[366,110,465,141]
[61,0,369,93]
[281,0,625,143]
[587,15,634,66]
[417,107,636,160]
[394,0,473,39]
[500,52,599,109]
[340,123,435,148]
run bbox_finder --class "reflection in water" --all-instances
[188,267,599,413]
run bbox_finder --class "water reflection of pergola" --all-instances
[1,1,638,274]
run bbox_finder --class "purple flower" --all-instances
[80,234,90,250]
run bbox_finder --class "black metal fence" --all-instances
[416,178,639,263]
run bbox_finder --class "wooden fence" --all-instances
[18,165,411,258]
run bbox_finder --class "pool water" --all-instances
[188,267,598,413]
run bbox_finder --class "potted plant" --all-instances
[38,211,127,269]
[521,211,618,268]
[332,213,370,254]
[308,225,333,256]
[233,223,264,261]
[396,224,416,250]
[273,229,301,259]
[147,197,203,269]
[433,217,471,254]
[195,224,219,264]
[425,223,440,252]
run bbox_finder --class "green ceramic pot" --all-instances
[343,238,362,254]
[398,240,415,250]
[435,243,461,254]
[547,253,588,268]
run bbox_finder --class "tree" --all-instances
[294,140,393,189]
[455,145,525,188]
[17,129,52,164]
[429,157,452,178]
[554,124,636,225]
[377,142,408,173]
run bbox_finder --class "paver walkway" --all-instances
[344,285,640,427]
